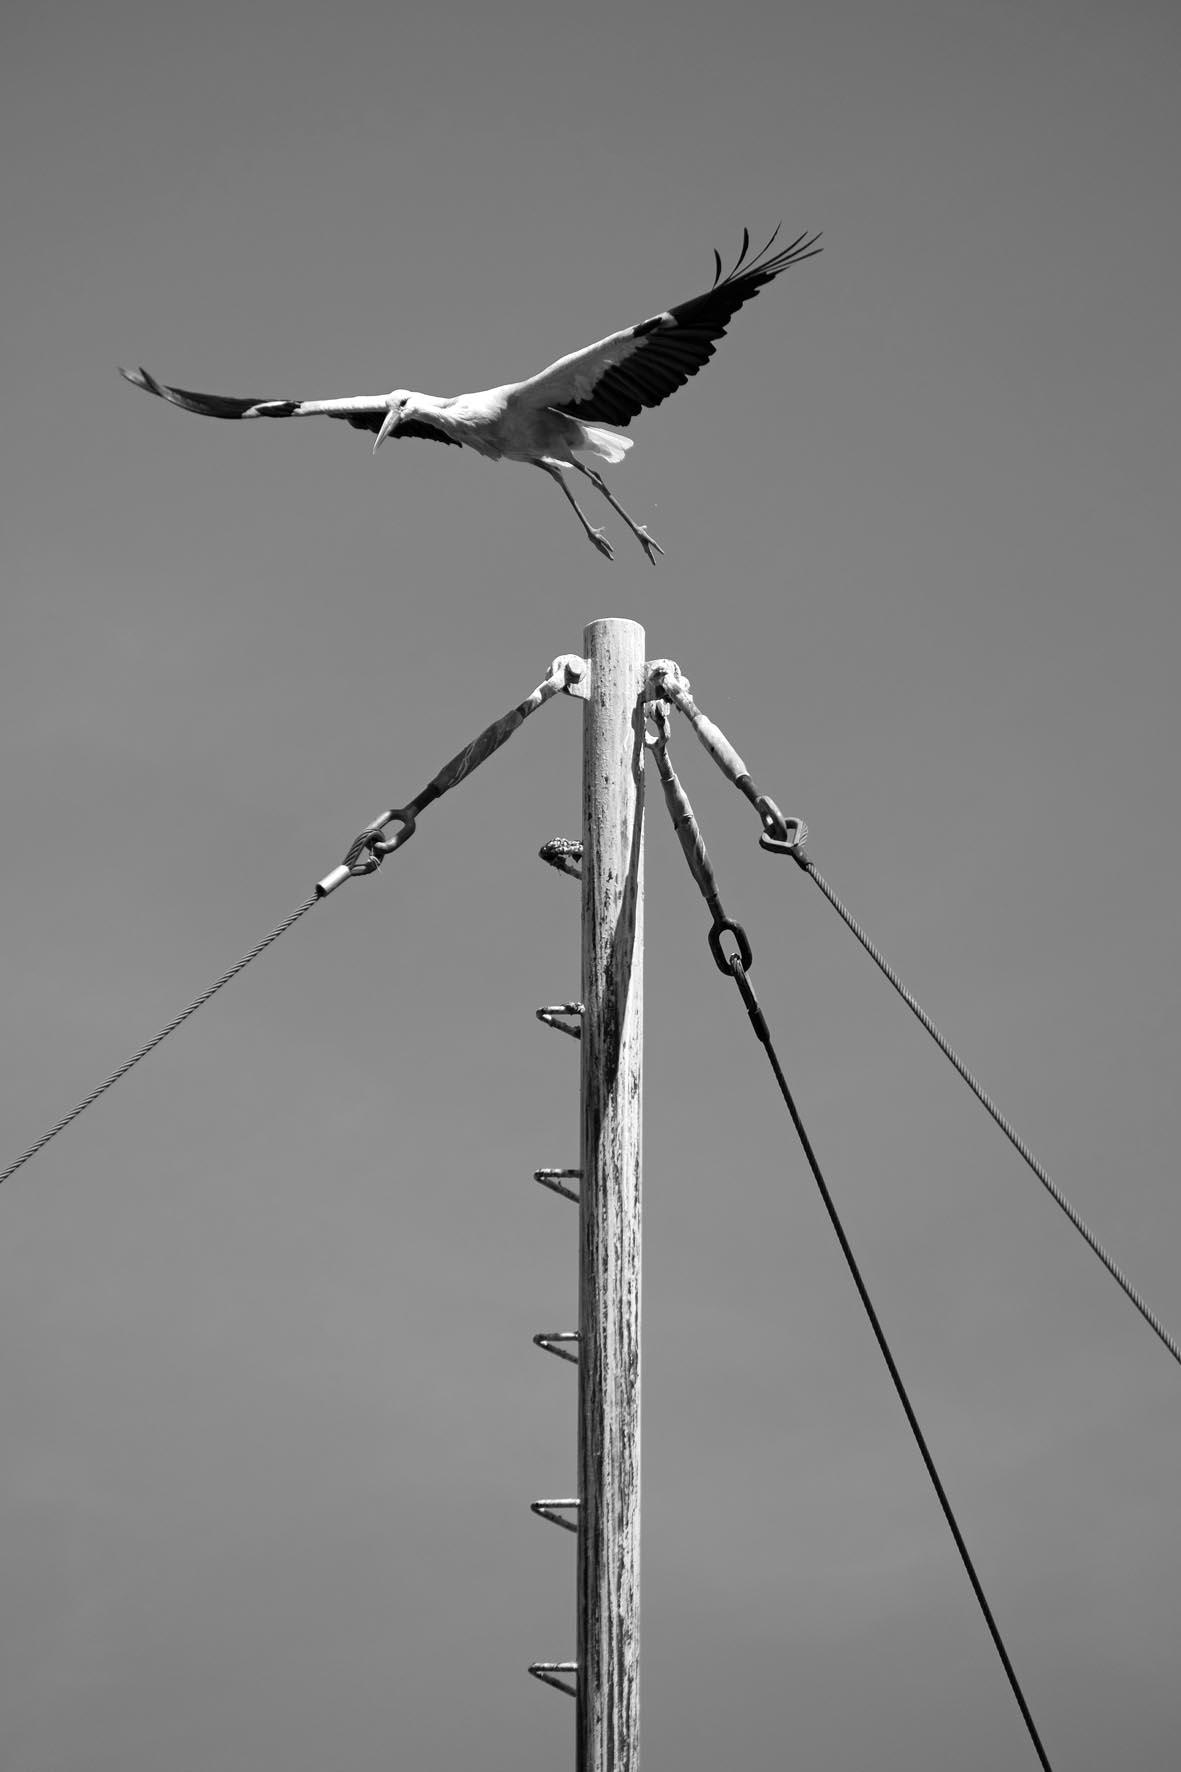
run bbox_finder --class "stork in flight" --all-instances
[120,227,820,562]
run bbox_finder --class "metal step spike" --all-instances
[533,1330,579,1364]
[536,1002,583,1039]
[531,1498,580,1534]
[534,1166,581,1203]
[528,1660,578,1698]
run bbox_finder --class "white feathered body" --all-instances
[395,386,633,466]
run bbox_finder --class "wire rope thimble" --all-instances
[758,814,809,861]
[316,806,419,896]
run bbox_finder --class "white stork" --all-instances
[120,227,820,562]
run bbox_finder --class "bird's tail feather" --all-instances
[577,424,633,465]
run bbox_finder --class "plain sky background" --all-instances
[2,2,1178,1768]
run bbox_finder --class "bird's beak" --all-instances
[373,406,399,453]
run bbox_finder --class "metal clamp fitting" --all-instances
[369,807,418,858]
[758,818,809,857]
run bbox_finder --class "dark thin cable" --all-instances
[651,721,1054,1765]
[788,851,1181,1371]
[726,950,1054,1772]
[0,893,319,1189]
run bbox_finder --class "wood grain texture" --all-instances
[578,618,646,1772]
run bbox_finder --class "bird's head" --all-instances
[373,390,413,452]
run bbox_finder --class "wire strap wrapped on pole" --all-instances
[768,843,1181,1373]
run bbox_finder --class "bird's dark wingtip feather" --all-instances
[720,226,752,284]
[734,223,784,278]
[707,226,821,292]
[119,365,162,397]
[119,364,199,411]
[117,367,273,420]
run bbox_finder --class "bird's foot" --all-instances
[586,526,615,560]
[636,526,665,564]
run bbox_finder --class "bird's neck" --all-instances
[406,392,448,422]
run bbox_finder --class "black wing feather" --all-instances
[344,414,460,446]
[118,365,292,418]
[118,366,459,445]
[560,227,820,426]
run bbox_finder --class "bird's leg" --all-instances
[572,461,665,564]
[537,459,614,560]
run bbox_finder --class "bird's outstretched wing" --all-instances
[512,228,820,426]
[117,367,460,445]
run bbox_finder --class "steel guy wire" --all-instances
[0,894,320,1189]
[647,658,1179,1373]
[650,717,1055,1771]
[724,946,1055,1772]
[765,838,1181,1373]
[2,652,583,1193]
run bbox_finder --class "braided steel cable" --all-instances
[789,849,1181,1371]
[650,729,1055,1767]
[0,894,319,1189]
[725,950,1055,1772]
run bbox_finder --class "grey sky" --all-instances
[2,2,1179,1768]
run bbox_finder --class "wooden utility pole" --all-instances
[578,617,646,1772]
